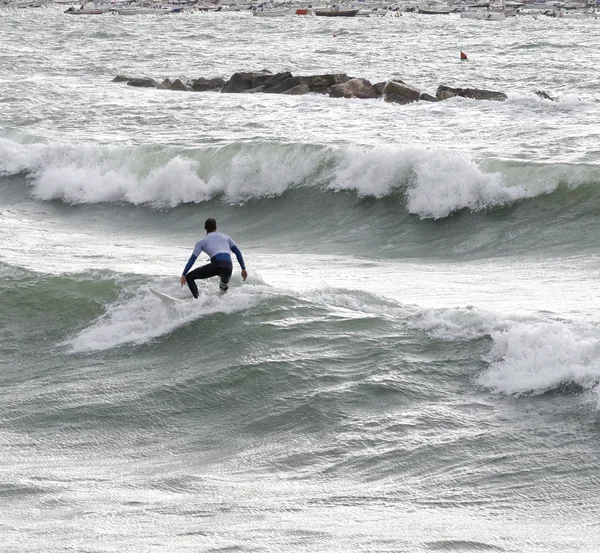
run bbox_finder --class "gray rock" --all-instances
[436,85,507,102]
[221,70,273,93]
[385,93,413,105]
[282,84,311,95]
[329,78,379,99]
[126,78,157,88]
[246,86,267,94]
[301,73,352,94]
[461,87,507,101]
[120,70,514,109]
[263,71,293,88]
[383,80,420,103]
[373,81,387,97]
[419,93,438,102]
[191,77,226,92]
[437,86,458,100]
[169,79,189,91]
[264,76,303,94]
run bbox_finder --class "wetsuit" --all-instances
[182,232,246,298]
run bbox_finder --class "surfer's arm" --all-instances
[231,245,248,281]
[180,253,197,287]
[231,245,246,271]
[181,240,205,276]
[182,254,197,276]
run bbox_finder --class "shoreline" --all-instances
[3,0,600,19]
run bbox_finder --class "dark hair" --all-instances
[204,217,217,232]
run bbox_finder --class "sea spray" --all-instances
[5,135,600,218]
[62,284,260,353]
[479,321,600,396]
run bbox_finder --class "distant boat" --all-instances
[114,7,155,14]
[417,0,451,14]
[10,0,47,7]
[115,6,184,14]
[114,7,168,14]
[314,7,359,16]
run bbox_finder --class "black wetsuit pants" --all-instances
[185,260,233,298]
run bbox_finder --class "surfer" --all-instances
[180,217,248,298]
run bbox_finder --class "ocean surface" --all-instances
[2,8,600,552]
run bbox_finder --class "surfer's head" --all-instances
[204,217,217,233]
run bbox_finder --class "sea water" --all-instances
[1,9,600,552]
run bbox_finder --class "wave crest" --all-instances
[2,134,600,218]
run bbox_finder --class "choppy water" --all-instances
[2,8,600,552]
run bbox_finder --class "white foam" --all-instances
[329,145,544,219]
[478,320,600,396]
[329,145,415,198]
[309,287,414,320]
[1,136,325,207]
[503,91,592,112]
[3,135,599,217]
[416,305,514,341]
[32,153,216,206]
[204,145,323,203]
[63,284,260,353]
[408,153,530,219]
[35,164,139,204]
[416,305,600,401]
[0,136,49,175]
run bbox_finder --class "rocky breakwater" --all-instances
[113,70,553,104]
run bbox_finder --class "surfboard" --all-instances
[150,288,187,303]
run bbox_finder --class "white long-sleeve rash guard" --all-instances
[182,232,246,276]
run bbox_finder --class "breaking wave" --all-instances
[3,134,600,219]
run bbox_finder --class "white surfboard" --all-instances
[150,288,187,303]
